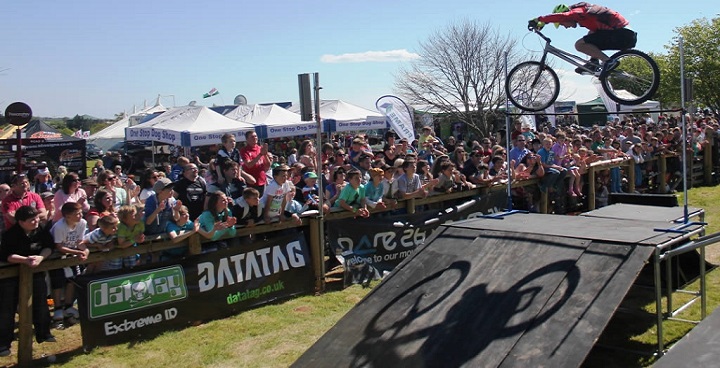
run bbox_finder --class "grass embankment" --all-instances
[1,187,719,368]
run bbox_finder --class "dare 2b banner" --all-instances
[75,232,314,348]
[328,192,507,285]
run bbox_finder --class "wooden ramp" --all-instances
[654,306,720,367]
[292,211,702,368]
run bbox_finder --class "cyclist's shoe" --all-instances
[575,58,600,75]
[601,58,620,76]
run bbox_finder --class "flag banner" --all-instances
[375,95,415,143]
[327,192,507,285]
[82,131,90,139]
[203,88,219,98]
[74,130,83,138]
[75,232,314,348]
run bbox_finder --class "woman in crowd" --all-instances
[52,172,89,223]
[139,168,159,204]
[85,189,115,231]
[324,167,346,207]
[197,192,237,252]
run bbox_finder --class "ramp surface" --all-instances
[654,306,720,368]
[294,213,661,368]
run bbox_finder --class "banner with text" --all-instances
[328,192,506,285]
[75,232,313,348]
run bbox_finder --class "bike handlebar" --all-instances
[527,26,552,43]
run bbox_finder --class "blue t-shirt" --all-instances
[198,209,236,241]
[144,194,176,236]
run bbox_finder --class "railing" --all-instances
[1,147,716,366]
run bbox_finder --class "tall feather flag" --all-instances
[375,95,415,143]
[203,88,219,98]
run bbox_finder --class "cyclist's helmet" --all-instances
[552,4,570,28]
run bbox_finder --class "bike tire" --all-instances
[505,61,560,112]
[600,49,660,106]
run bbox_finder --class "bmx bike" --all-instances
[505,25,660,112]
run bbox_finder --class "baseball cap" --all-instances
[303,172,318,180]
[40,191,55,199]
[152,177,175,193]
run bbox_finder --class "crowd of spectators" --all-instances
[0,110,718,357]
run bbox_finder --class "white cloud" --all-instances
[320,49,420,63]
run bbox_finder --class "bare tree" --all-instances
[395,20,523,138]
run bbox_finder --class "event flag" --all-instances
[203,88,219,98]
[74,130,83,138]
[375,95,415,143]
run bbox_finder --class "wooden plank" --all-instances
[654,306,720,368]
[499,241,654,367]
[292,228,591,367]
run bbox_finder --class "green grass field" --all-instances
[2,186,719,367]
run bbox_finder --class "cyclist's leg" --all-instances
[575,34,610,62]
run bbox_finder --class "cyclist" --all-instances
[529,3,637,75]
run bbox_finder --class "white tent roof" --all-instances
[88,103,167,151]
[289,99,383,122]
[125,105,255,147]
[224,104,319,139]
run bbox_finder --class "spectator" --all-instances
[33,166,54,194]
[50,202,88,324]
[208,161,247,204]
[301,171,328,213]
[324,167,346,207]
[234,187,263,227]
[169,157,190,182]
[81,178,99,208]
[197,192,237,252]
[53,173,90,223]
[397,160,430,200]
[537,137,568,194]
[139,168,159,204]
[509,136,530,168]
[241,130,273,197]
[2,174,47,230]
[0,206,56,357]
[215,133,241,185]
[115,204,145,269]
[173,163,207,221]
[144,177,179,236]
[86,189,115,232]
[261,164,299,224]
[334,169,370,218]
[40,191,55,228]
[97,170,129,211]
[82,215,119,274]
[162,205,197,261]
[364,168,387,209]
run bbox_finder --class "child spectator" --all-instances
[82,215,119,273]
[364,168,387,209]
[301,171,329,213]
[334,169,370,218]
[198,192,237,252]
[234,188,263,227]
[116,205,145,269]
[162,205,198,261]
[262,164,300,224]
[50,202,88,324]
[0,206,55,357]
[144,177,179,236]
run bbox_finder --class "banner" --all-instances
[203,88,219,98]
[75,232,314,348]
[327,192,507,285]
[375,95,415,143]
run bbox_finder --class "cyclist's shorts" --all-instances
[584,28,637,50]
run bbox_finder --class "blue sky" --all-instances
[1,0,715,119]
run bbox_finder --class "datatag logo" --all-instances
[88,266,187,319]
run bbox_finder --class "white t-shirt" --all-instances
[51,218,88,249]
[261,180,293,218]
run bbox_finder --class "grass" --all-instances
[2,186,720,367]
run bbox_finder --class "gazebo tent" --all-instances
[125,105,256,147]
[0,120,87,179]
[88,103,167,151]
[289,100,386,133]
[576,97,610,127]
[222,104,318,139]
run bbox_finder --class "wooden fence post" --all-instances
[588,167,596,211]
[309,217,325,293]
[17,266,33,366]
[627,160,636,193]
[188,234,201,255]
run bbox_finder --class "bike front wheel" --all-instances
[505,61,560,112]
[600,49,660,105]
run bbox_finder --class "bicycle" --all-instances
[505,24,660,112]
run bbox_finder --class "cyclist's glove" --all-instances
[528,18,545,31]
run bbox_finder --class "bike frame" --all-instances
[533,29,600,78]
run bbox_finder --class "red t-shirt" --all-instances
[2,191,46,229]
[240,144,269,186]
[538,4,628,32]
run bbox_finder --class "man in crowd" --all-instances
[241,131,272,197]
[2,174,47,230]
[173,163,207,221]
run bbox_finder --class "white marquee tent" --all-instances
[125,105,255,147]
[289,99,386,132]
[224,104,318,139]
[88,103,167,151]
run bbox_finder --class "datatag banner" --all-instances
[75,232,313,348]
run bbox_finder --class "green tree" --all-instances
[662,17,720,111]
[395,20,522,138]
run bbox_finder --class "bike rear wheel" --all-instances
[505,61,560,112]
[600,49,660,105]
